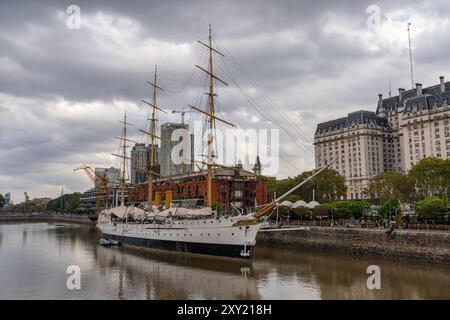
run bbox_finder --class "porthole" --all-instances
[201,234,203,236]
[231,233,234,236]
[218,233,220,236]
[207,233,210,236]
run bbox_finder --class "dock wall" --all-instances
[0,214,93,224]
[256,227,450,264]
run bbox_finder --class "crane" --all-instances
[74,165,110,214]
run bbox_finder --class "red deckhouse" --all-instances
[128,167,268,213]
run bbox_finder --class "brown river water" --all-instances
[0,222,449,299]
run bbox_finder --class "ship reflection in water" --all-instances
[1,222,449,299]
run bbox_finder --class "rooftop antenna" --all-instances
[407,22,414,89]
[388,81,392,98]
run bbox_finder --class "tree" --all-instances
[378,198,401,220]
[292,206,309,220]
[367,171,414,203]
[331,201,370,219]
[262,168,346,203]
[0,193,5,208]
[47,193,81,212]
[310,168,347,202]
[415,197,448,222]
[409,157,450,198]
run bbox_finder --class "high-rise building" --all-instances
[315,76,450,200]
[315,111,392,200]
[4,192,10,205]
[130,143,160,184]
[160,122,194,177]
[94,167,121,186]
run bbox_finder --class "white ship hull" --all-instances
[97,215,264,260]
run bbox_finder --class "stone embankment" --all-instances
[0,213,93,224]
[257,226,450,264]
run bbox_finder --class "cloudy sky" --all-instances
[1,0,449,203]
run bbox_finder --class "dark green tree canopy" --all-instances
[409,157,450,198]
[367,171,414,203]
[261,168,346,203]
[0,193,5,208]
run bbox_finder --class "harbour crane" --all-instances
[74,165,110,214]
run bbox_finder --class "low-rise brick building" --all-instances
[128,167,268,213]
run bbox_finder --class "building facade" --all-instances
[315,76,450,200]
[130,143,160,185]
[94,167,121,186]
[160,122,194,177]
[79,184,130,212]
[128,168,268,213]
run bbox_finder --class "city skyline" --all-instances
[1,0,450,202]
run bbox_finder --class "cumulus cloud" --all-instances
[1,0,450,202]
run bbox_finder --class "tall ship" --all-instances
[96,27,330,260]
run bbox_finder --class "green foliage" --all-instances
[378,198,401,220]
[261,168,346,202]
[0,193,4,207]
[415,197,448,221]
[367,171,414,202]
[47,193,80,212]
[409,157,450,198]
[331,201,370,219]
[311,204,330,217]
[292,206,309,219]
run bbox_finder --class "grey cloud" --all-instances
[1,0,450,202]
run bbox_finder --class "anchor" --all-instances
[240,244,251,257]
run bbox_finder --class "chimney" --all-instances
[398,88,405,103]
[378,93,383,107]
[377,94,385,116]
[415,83,422,95]
[439,76,445,92]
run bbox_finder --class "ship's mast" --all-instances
[207,27,215,207]
[148,66,158,210]
[111,111,135,207]
[140,66,166,211]
[191,26,234,207]
[119,111,130,206]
